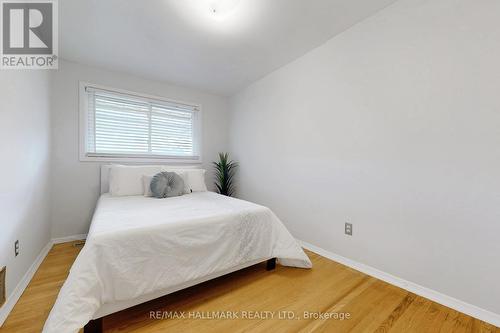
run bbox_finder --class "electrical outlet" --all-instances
[14,240,19,257]
[345,223,353,236]
[0,266,5,306]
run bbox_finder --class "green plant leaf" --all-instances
[213,152,238,197]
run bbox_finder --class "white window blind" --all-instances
[83,85,200,161]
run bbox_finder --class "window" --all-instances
[80,83,201,162]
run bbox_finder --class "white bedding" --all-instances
[43,192,311,332]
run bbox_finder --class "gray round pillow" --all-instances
[150,172,185,198]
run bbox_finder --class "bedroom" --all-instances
[0,0,499,332]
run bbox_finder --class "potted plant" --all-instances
[213,152,238,197]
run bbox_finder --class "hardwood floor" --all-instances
[0,241,498,333]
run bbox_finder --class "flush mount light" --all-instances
[169,0,258,35]
[208,0,242,18]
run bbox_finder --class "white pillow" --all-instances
[163,168,207,193]
[183,169,208,193]
[142,175,154,197]
[108,165,163,196]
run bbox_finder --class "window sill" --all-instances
[80,154,202,164]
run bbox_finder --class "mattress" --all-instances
[43,192,312,333]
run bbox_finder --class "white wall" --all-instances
[0,71,52,299]
[50,60,230,238]
[230,0,500,316]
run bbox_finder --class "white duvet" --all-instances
[43,192,311,332]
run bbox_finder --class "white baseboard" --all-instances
[0,241,52,326]
[298,239,500,328]
[52,233,87,244]
[2,236,498,328]
[0,234,88,327]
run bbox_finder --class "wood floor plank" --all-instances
[0,242,83,333]
[374,292,417,333]
[301,280,407,333]
[0,244,498,333]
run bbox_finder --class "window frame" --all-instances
[79,82,202,163]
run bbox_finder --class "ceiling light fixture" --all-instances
[208,0,241,18]
[169,0,258,35]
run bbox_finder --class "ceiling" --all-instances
[60,0,397,96]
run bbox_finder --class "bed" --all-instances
[43,165,312,333]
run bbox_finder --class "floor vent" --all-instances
[0,266,5,307]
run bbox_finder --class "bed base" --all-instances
[84,317,103,333]
[266,257,276,270]
[83,258,277,333]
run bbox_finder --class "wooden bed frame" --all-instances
[83,258,276,333]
